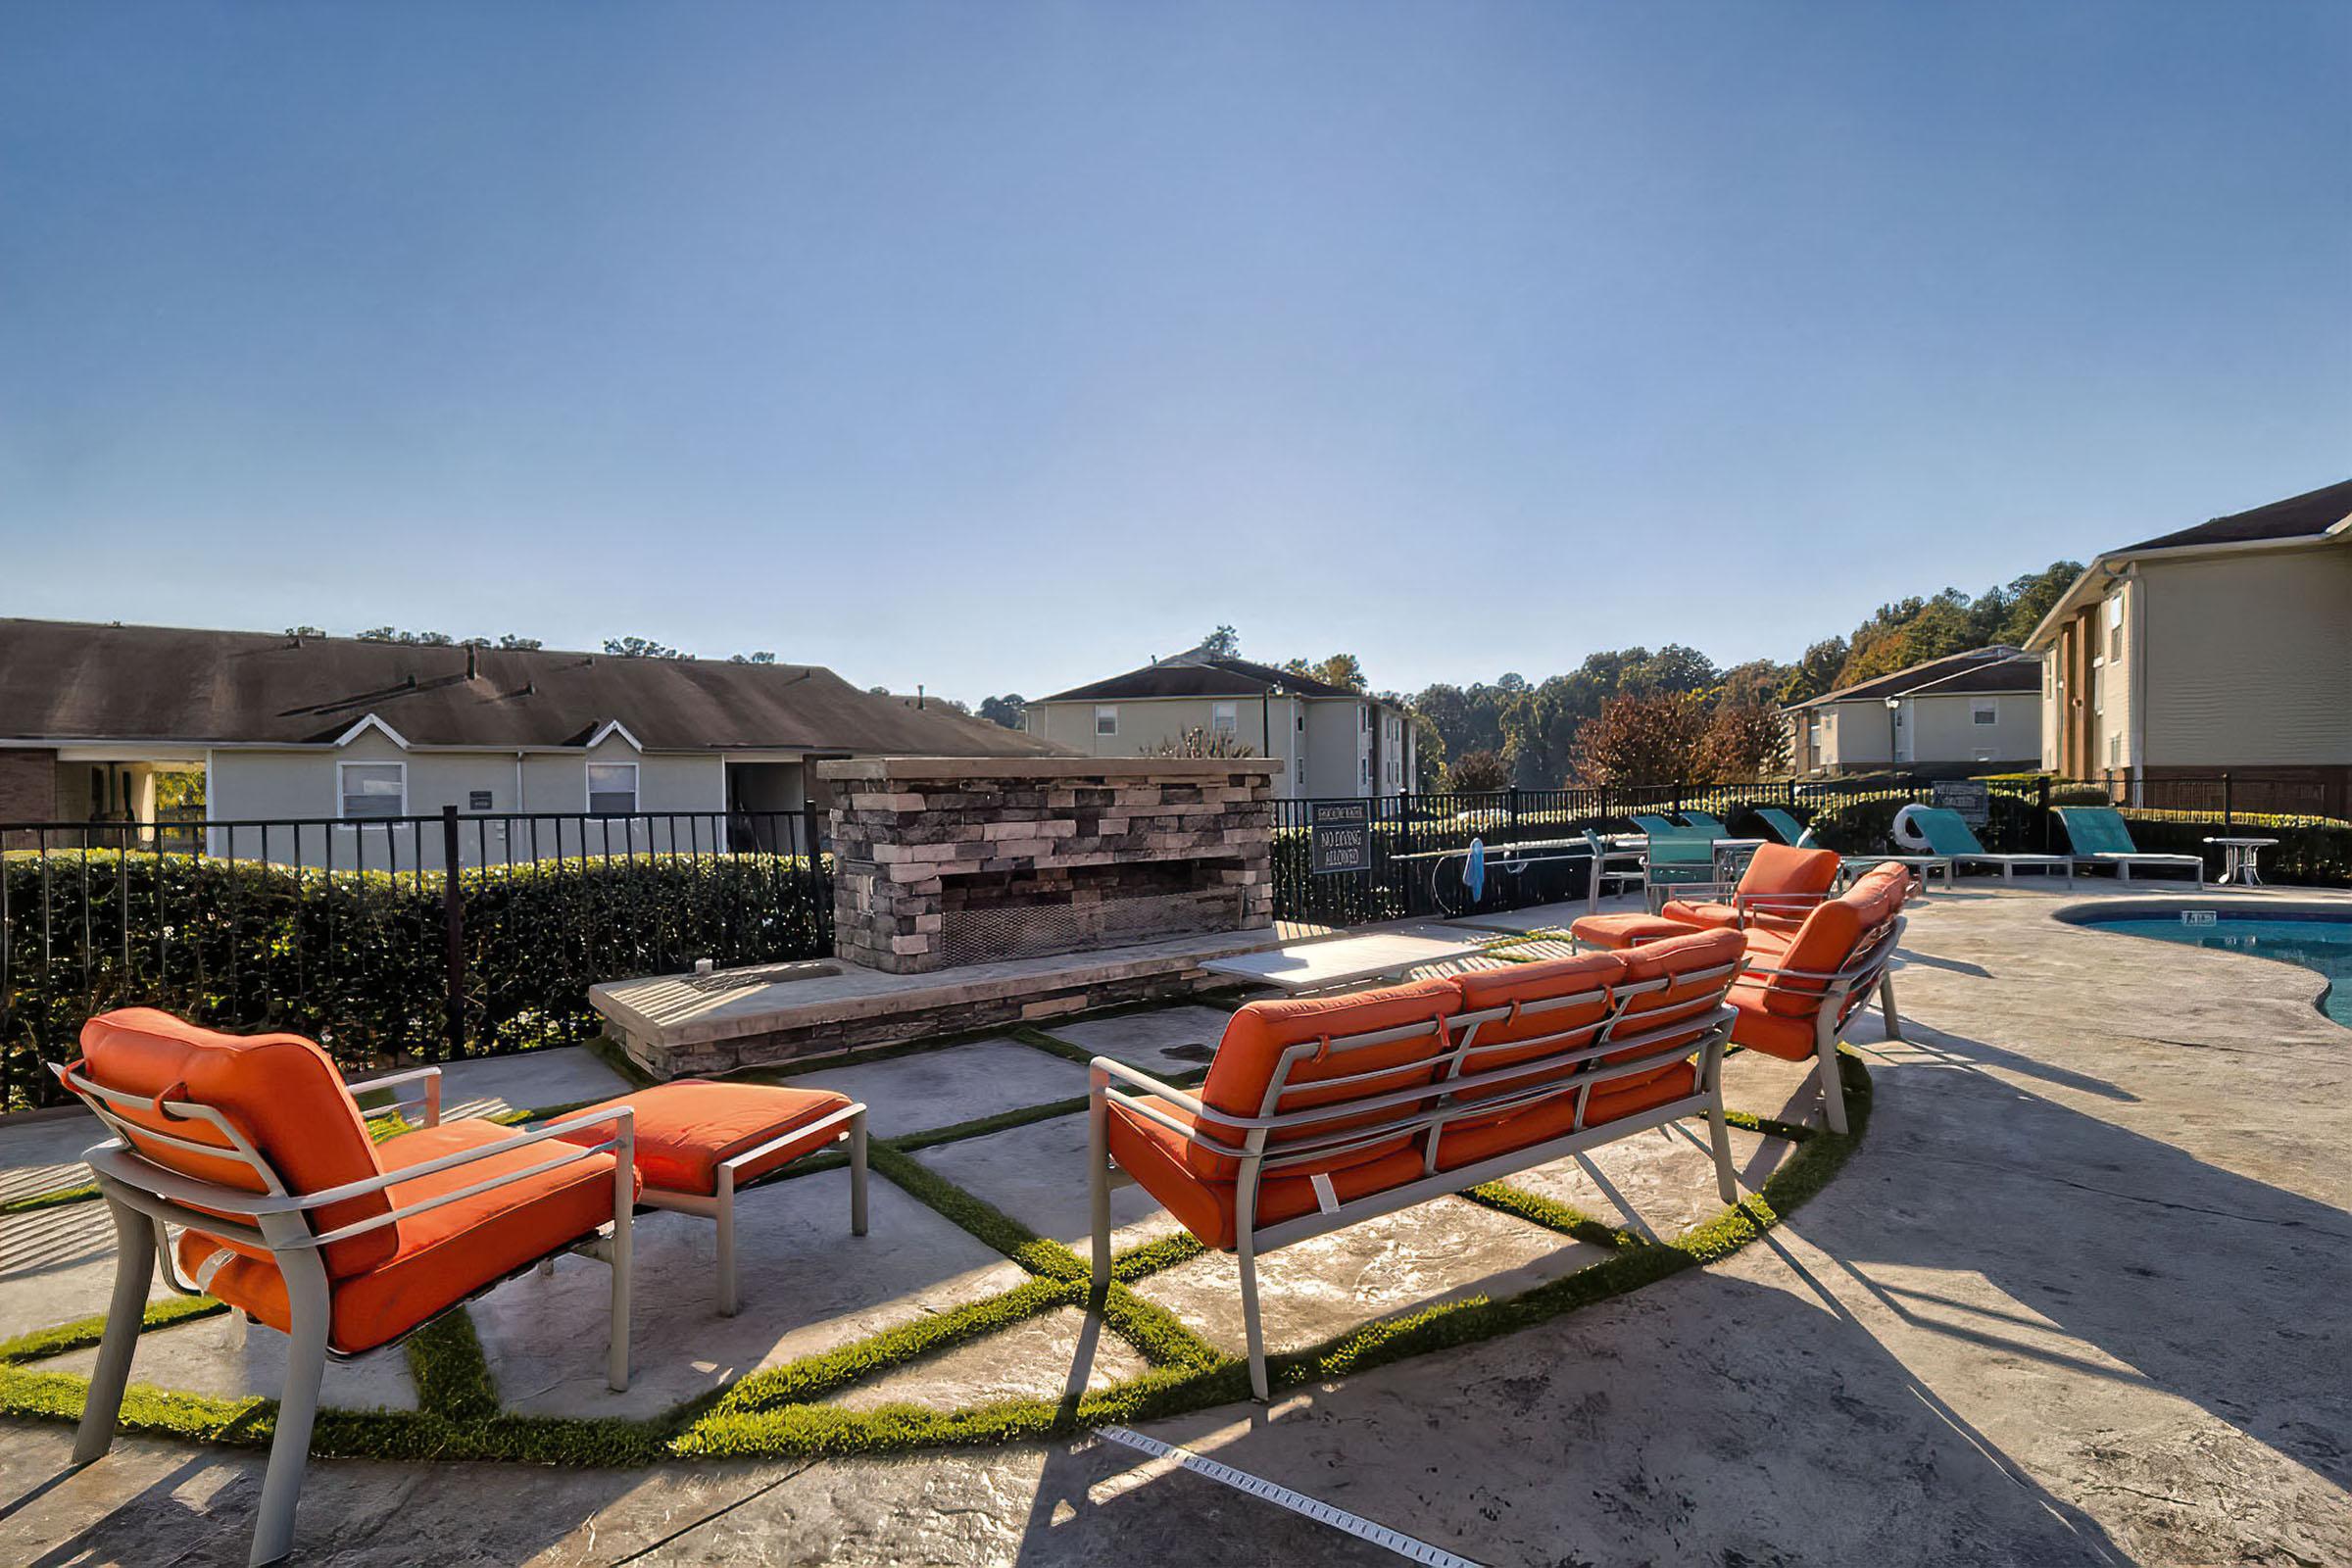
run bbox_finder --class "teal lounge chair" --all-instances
[2054,807,2205,886]
[1631,813,1721,910]
[1679,811,1732,839]
[1906,807,2073,883]
[1754,807,1817,848]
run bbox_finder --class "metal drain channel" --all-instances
[1093,1426,1483,1567]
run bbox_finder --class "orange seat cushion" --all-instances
[179,1117,632,1353]
[1726,983,1822,1060]
[1656,899,1740,931]
[556,1080,855,1197]
[1104,1102,1431,1251]
[1568,912,1696,951]
[77,1009,393,1278]
[1435,1064,1699,1171]
[1190,978,1458,1181]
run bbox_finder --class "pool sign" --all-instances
[1933,780,1990,827]
[1309,800,1373,875]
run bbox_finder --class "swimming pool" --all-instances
[2080,909,2352,1026]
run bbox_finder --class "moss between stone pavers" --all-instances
[0,1054,1870,1467]
[0,1181,98,1214]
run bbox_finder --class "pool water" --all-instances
[2094,916,2352,1025]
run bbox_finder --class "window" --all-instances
[1360,706,1372,733]
[587,761,638,815]
[1094,706,1118,737]
[2106,593,2124,661]
[1972,700,1997,725]
[1359,756,1370,789]
[1211,701,1237,735]
[1297,712,1305,731]
[338,761,405,820]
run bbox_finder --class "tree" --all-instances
[731,651,778,664]
[497,634,544,650]
[605,636,685,660]
[357,627,453,645]
[1699,698,1791,779]
[1445,750,1511,793]
[1141,727,1256,759]
[1199,625,1241,660]
[1779,638,1849,703]
[284,625,326,638]
[977,694,1027,730]
[1570,692,1713,785]
[1283,653,1367,693]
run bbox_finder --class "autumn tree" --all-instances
[1141,727,1256,759]
[1284,653,1367,693]
[1699,698,1791,779]
[1570,693,1713,786]
[1445,750,1511,792]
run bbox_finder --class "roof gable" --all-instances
[2116,477,2352,553]
[1788,647,2038,710]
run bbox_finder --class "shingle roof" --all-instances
[1786,647,2039,710]
[2117,477,2352,553]
[1037,656,1361,704]
[0,618,1070,755]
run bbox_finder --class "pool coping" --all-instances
[2052,892,2352,1026]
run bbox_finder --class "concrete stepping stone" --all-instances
[468,1166,1027,1420]
[1500,1121,1793,1241]
[748,1037,1088,1140]
[49,1310,418,1411]
[829,1306,1151,1412]
[1043,1006,1233,1078]
[914,1112,1184,1253]
[1134,1196,1608,1357]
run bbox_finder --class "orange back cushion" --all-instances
[1758,896,1868,1018]
[77,1009,395,1277]
[1196,978,1458,1179]
[1450,952,1626,1106]
[1737,844,1842,901]
[1610,928,1745,1059]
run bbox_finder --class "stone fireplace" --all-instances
[819,758,1279,975]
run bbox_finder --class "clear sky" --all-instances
[3,1,2345,703]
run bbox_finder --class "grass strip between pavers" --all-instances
[0,1181,99,1214]
[0,1053,1871,1466]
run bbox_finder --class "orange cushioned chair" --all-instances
[1656,843,1842,936]
[1089,942,1743,1400]
[1722,866,1909,1134]
[55,1009,639,1567]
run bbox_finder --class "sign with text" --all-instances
[1308,800,1373,875]
[467,791,494,811]
[1932,780,1990,827]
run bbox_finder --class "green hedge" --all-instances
[2,850,829,1111]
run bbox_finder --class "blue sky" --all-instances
[3,1,2345,702]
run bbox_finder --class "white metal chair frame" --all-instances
[1838,854,1952,891]
[52,1061,635,1567]
[1731,911,1905,1137]
[1087,959,1743,1400]
[632,1101,869,1316]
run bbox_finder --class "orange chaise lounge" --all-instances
[1086,929,1746,1399]
[1568,842,1842,953]
[55,1009,641,1567]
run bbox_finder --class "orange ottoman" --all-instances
[1567,912,1703,952]
[561,1079,866,1315]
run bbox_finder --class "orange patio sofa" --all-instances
[1086,929,1746,1399]
[55,1009,640,1567]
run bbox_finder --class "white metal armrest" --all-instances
[1090,1056,1211,1119]
[345,1065,443,1126]
[87,1105,637,1252]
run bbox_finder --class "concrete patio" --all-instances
[2,881,2346,1566]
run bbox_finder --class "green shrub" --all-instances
[2,849,829,1110]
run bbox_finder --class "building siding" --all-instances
[2135,547,2352,766]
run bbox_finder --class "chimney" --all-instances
[466,646,478,680]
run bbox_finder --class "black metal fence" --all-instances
[1270,772,2352,927]
[1,807,832,1112]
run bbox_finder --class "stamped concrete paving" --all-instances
[4,883,2347,1565]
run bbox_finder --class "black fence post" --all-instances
[1506,785,1521,841]
[2037,775,2051,854]
[440,806,465,1064]
[1672,779,1685,815]
[2222,772,2232,832]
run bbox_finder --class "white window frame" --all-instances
[1360,705,1372,734]
[586,760,640,816]
[1972,699,1998,725]
[1210,701,1238,735]
[1094,706,1118,738]
[336,760,407,821]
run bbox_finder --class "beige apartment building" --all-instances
[0,618,1062,864]
[1785,647,2041,776]
[2025,478,2351,812]
[1025,649,1414,800]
